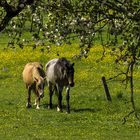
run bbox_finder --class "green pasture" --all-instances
[0,43,140,140]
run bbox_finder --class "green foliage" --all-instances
[0,44,140,139]
[1,0,140,65]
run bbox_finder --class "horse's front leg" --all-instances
[66,86,70,113]
[35,97,40,109]
[26,86,32,108]
[57,85,63,112]
[34,91,40,109]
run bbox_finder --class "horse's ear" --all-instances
[72,63,74,67]
[37,67,42,72]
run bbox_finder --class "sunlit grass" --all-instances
[0,44,140,139]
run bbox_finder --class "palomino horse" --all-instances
[45,58,75,113]
[22,62,45,109]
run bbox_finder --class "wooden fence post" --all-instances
[101,76,112,102]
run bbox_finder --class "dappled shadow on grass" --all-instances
[41,103,68,110]
[72,108,101,113]
[41,103,101,113]
[0,74,13,80]
[40,103,57,110]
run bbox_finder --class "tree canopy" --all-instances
[0,0,140,61]
[0,0,139,48]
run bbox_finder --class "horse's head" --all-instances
[34,77,45,98]
[66,63,75,87]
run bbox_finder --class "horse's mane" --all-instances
[35,66,45,78]
[54,58,70,79]
[57,57,70,67]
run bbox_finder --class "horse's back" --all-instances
[46,59,59,84]
[23,63,34,85]
[23,62,44,85]
[45,58,70,86]
[45,58,58,68]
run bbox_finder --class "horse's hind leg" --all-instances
[66,86,70,113]
[26,86,32,108]
[48,83,53,109]
[56,85,63,112]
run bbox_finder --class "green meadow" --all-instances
[0,42,140,139]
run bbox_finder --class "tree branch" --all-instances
[0,0,35,32]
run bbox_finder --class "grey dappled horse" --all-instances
[45,58,75,113]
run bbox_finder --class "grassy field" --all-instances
[0,43,140,140]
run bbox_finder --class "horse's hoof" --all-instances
[66,111,70,114]
[57,107,63,112]
[48,105,52,109]
[26,103,31,108]
[36,106,40,109]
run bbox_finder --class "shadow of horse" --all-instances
[72,108,101,113]
[42,103,101,113]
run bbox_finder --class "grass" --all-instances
[0,43,140,140]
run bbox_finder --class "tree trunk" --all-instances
[129,61,138,119]
[123,60,139,124]
[101,76,112,102]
